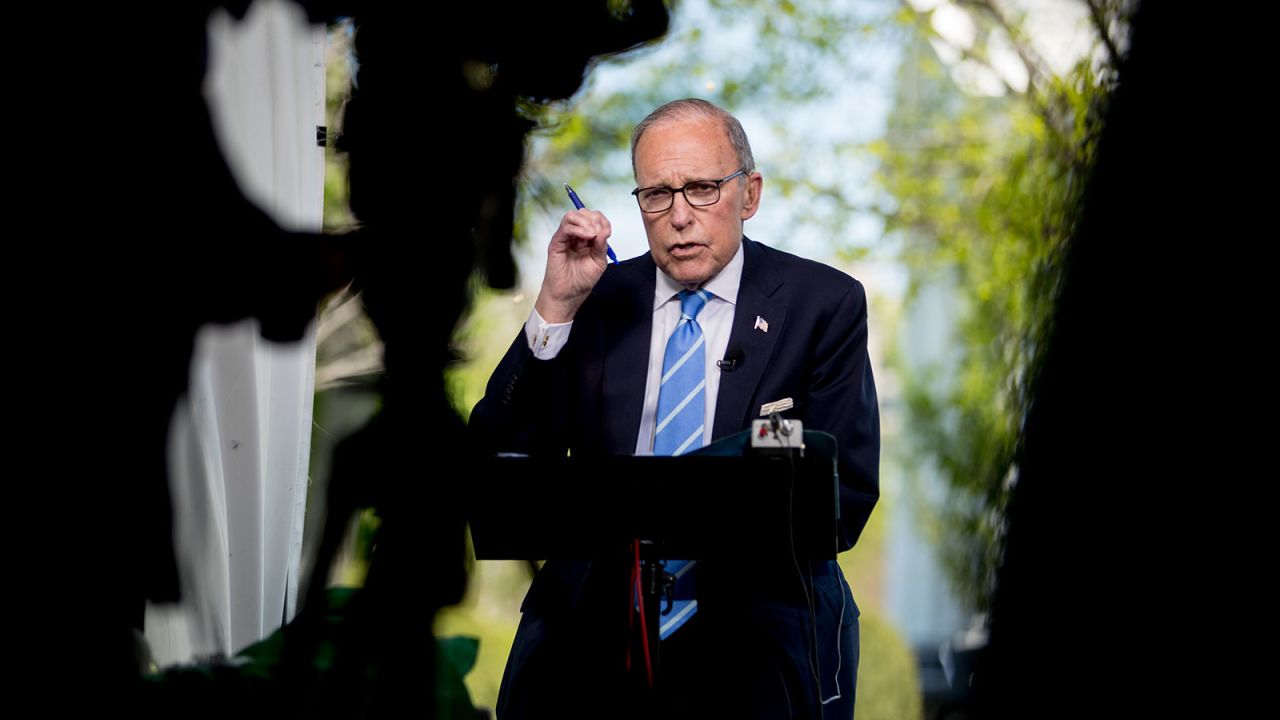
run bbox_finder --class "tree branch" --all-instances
[1085,0,1123,69]
[957,0,1051,91]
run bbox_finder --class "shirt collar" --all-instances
[653,238,745,311]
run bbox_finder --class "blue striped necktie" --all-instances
[654,289,711,456]
[653,288,711,639]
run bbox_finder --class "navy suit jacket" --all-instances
[471,236,879,714]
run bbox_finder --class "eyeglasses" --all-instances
[631,169,747,213]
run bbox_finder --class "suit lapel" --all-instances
[602,254,656,453]
[713,237,787,439]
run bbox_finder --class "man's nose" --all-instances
[669,190,694,229]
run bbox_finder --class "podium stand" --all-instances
[466,429,839,687]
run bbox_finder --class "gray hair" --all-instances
[630,98,755,180]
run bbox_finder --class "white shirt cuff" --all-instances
[524,307,574,360]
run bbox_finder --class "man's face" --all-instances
[633,116,761,289]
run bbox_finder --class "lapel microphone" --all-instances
[718,350,742,371]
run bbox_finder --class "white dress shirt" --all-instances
[523,240,745,454]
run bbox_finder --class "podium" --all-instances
[466,429,839,686]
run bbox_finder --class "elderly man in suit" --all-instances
[472,98,879,719]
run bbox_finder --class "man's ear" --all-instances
[740,171,763,221]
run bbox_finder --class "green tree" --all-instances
[876,0,1129,609]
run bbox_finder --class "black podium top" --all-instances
[467,430,839,561]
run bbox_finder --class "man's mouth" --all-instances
[669,243,702,258]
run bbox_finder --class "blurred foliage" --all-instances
[876,0,1129,610]
[508,0,899,258]
[447,283,536,423]
[434,558,532,713]
[838,460,889,615]
[323,18,357,234]
[856,612,924,720]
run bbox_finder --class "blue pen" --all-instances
[565,183,618,264]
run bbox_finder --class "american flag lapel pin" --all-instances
[754,315,769,333]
